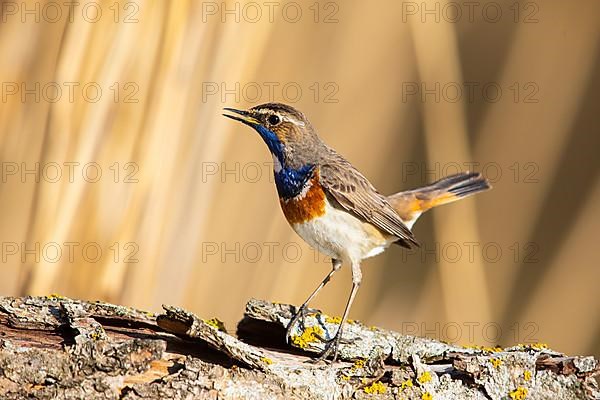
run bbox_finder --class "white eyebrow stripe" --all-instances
[282,115,305,126]
[253,108,305,127]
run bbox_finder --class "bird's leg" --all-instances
[285,259,342,344]
[316,261,362,363]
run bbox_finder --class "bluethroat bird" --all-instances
[223,103,491,362]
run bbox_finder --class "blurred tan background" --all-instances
[1,0,599,358]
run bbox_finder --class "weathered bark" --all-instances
[0,296,597,399]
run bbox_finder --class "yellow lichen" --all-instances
[352,359,366,370]
[325,316,354,324]
[401,379,414,389]
[363,381,386,394]
[463,344,503,353]
[517,342,548,351]
[422,392,432,400]
[203,318,227,332]
[47,293,67,300]
[509,387,528,400]
[523,370,532,381]
[260,357,273,365]
[291,325,324,349]
[487,346,503,353]
[417,371,432,384]
[490,358,503,368]
[341,374,350,381]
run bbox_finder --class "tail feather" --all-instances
[387,172,491,229]
[429,171,491,199]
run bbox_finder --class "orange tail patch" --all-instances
[388,172,491,224]
[409,192,461,213]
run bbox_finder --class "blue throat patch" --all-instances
[255,125,284,161]
[274,164,315,200]
[254,125,315,200]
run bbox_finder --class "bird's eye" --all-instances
[267,115,281,126]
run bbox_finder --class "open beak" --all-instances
[223,107,260,126]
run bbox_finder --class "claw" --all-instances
[285,304,321,344]
[312,323,359,363]
[314,335,341,363]
[288,307,359,364]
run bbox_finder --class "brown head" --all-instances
[223,103,322,169]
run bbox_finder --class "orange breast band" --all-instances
[280,176,327,224]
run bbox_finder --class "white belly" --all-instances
[290,198,395,264]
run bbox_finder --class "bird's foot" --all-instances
[308,330,356,364]
[285,304,321,344]
[310,334,343,364]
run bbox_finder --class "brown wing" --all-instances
[318,148,419,249]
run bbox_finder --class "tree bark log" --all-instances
[0,296,597,399]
